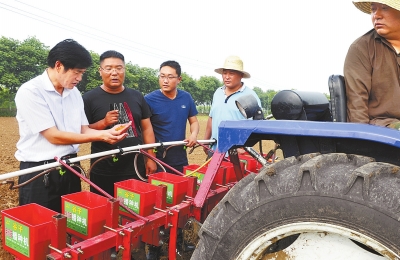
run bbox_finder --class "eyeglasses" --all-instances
[100,66,125,74]
[158,75,179,81]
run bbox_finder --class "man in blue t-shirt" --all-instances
[145,60,199,173]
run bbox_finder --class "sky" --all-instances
[0,0,372,93]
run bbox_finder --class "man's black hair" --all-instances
[47,39,92,70]
[100,50,125,63]
[160,60,181,76]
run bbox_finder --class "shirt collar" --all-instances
[222,83,246,93]
[373,29,398,53]
[42,70,72,96]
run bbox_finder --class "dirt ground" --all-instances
[0,116,278,259]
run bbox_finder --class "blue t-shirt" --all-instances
[145,89,198,166]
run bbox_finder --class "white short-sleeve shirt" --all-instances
[15,71,89,161]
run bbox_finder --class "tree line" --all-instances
[0,36,277,116]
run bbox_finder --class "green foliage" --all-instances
[124,62,140,89]
[253,87,277,115]
[180,72,196,93]
[0,36,48,113]
[137,67,159,95]
[0,87,15,109]
[195,76,221,106]
[77,51,102,93]
[0,36,283,117]
[125,63,158,95]
[0,36,48,93]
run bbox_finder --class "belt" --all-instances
[24,153,78,165]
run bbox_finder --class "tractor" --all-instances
[2,75,400,259]
[191,75,400,259]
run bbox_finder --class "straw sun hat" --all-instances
[353,0,400,14]
[214,55,251,78]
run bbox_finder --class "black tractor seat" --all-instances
[328,75,347,122]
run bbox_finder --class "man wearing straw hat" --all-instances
[204,55,261,152]
[344,0,400,129]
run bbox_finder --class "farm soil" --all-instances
[0,117,278,259]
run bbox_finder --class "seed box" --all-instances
[2,203,58,260]
[183,164,226,189]
[61,191,109,240]
[114,179,158,217]
[148,172,188,206]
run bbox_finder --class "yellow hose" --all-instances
[184,157,212,177]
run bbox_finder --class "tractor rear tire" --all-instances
[191,153,400,259]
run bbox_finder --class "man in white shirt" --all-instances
[15,39,130,212]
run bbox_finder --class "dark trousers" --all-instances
[89,154,147,197]
[19,154,81,213]
[90,173,142,197]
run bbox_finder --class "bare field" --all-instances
[0,116,278,259]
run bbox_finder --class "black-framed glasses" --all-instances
[100,66,125,74]
[158,75,179,81]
